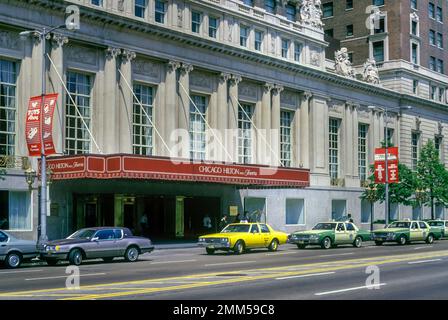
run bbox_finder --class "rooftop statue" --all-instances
[299,0,323,29]
[334,48,356,78]
[363,58,380,84]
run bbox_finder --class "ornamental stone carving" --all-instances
[299,0,323,29]
[180,63,193,75]
[302,90,313,101]
[438,121,444,136]
[272,84,284,95]
[362,58,380,84]
[229,74,242,86]
[219,72,231,83]
[264,82,275,94]
[105,47,120,60]
[168,60,181,72]
[51,33,68,49]
[334,48,355,78]
[120,49,136,62]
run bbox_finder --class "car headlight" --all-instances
[310,235,320,240]
[199,238,205,242]
[220,238,229,243]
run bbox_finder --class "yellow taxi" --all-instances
[198,223,289,255]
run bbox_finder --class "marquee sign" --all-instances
[43,154,310,187]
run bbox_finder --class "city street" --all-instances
[1,241,448,300]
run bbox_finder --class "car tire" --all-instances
[102,257,114,262]
[397,235,407,246]
[68,249,83,266]
[124,246,140,262]
[233,240,245,255]
[353,236,363,248]
[45,259,58,266]
[268,239,279,252]
[297,244,306,249]
[321,237,332,249]
[206,248,215,255]
[426,234,435,244]
[375,241,383,246]
[5,252,22,269]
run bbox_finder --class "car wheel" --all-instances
[125,246,139,262]
[5,252,22,269]
[321,237,332,249]
[102,257,114,262]
[68,249,83,266]
[233,240,245,255]
[353,236,363,248]
[397,235,407,246]
[268,239,279,252]
[206,248,215,255]
[426,234,435,244]
[45,259,58,266]
[375,241,383,246]
[297,244,306,249]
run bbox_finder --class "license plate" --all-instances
[298,241,305,244]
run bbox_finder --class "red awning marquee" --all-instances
[43,154,310,187]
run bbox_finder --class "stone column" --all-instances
[102,47,120,154]
[178,63,194,158]
[31,32,44,97]
[299,91,312,169]
[271,84,283,166]
[49,34,68,154]
[260,83,274,165]
[216,73,231,161]
[165,60,181,155]
[118,49,136,154]
[228,74,242,162]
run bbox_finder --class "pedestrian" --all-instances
[203,214,212,232]
[140,213,149,236]
[240,211,249,223]
[347,213,354,223]
[219,215,228,230]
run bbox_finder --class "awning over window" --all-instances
[43,154,310,187]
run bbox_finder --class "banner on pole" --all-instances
[374,147,399,184]
[42,93,58,156]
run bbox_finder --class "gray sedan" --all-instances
[0,230,38,268]
[39,227,154,266]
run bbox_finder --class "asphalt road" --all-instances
[1,240,448,300]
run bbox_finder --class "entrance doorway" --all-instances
[184,197,221,239]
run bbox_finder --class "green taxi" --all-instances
[426,220,448,238]
[372,220,443,246]
[288,221,372,249]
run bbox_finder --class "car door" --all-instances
[247,224,262,248]
[335,223,348,244]
[92,229,118,258]
[345,223,357,243]
[259,224,272,247]
[113,229,127,256]
[419,222,429,240]
[0,231,8,257]
[410,222,421,241]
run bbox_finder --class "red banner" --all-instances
[25,96,43,156]
[25,94,58,157]
[374,147,399,184]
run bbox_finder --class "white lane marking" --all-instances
[414,246,432,250]
[150,259,197,265]
[276,272,335,280]
[25,273,106,281]
[408,259,442,265]
[204,261,256,267]
[318,252,354,258]
[315,283,387,296]
[0,269,43,275]
[266,251,298,256]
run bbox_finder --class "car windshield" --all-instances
[67,229,97,239]
[428,221,444,227]
[221,225,251,233]
[312,223,336,230]
[388,222,411,228]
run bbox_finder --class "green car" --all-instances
[426,220,448,238]
[289,221,372,249]
[372,220,442,246]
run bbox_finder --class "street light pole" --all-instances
[384,108,389,226]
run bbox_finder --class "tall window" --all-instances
[209,17,218,38]
[65,72,91,155]
[411,20,418,36]
[281,39,289,58]
[373,0,384,5]
[436,6,443,22]
[437,59,444,74]
[240,25,249,47]
[386,128,394,145]
[155,0,166,23]
[435,136,443,157]
[413,79,419,94]
[329,118,340,180]
[346,24,354,37]
[411,131,420,170]
[294,42,303,62]
[135,0,147,18]
[358,124,368,182]
[430,56,436,71]
[431,85,437,100]
[372,41,384,62]
[411,0,417,10]
[189,95,207,160]
[133,84,153,156]
[322,2,333,18]
[265,0,276,13]
[437,33,443,48]
[280,110,293,167]
[285,4,296,21]
[255,31,263,51]
[429,3,435,19]
[0,191,31,231]
[191,11,202,33]
[346,0,353,10]
[238,104,254,164]
[429,30,436,46]
[374,17,385,33]
[0,60,16,156]
[439,87,445,102]
[411,43,419,64]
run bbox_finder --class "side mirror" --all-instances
[91,237,99,242]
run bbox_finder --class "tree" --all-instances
[415,140,448,219]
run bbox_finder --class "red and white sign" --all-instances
[374,147,399,184]
[42,154,310,187]
[25,94,59,157]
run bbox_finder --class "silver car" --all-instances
[39,227,154,266]
[0,230,38,268]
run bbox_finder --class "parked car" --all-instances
[371,220,442,246]
[426,220,448,238]
[0,230,38,268]
[288,221,372,249]
[198,223,289,255]
[39,227,154,266]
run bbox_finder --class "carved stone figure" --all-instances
[299,0,323,29]
[362,58,380,84]
[334,48,355,78]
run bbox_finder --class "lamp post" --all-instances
[368,105,412,226]
[20,23,74,246]
[365,185,378,231]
